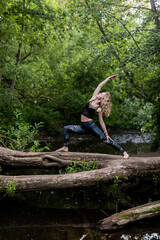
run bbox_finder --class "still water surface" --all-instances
[0,130,160,240]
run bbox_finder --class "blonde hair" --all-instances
[100,92,111,117]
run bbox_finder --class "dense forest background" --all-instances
[0,0,159,151]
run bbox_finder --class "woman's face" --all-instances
[96,92,106,101]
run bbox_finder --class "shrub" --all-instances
[59,159,98,174]
[0,110,49,151]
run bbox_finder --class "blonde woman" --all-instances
[56,74,129,159]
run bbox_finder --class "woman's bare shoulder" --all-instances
[96,107,102,113]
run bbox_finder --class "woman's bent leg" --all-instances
[56,125,85,152]
[64,125,85,147]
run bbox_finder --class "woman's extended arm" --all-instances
[98,111,114,141]
[92,74,118,98]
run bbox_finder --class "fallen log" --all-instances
[0,146,160,192]
[97,200,160,231]
[0,146,120,169]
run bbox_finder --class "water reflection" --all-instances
[0,227,107,240]
[1,226,160,240]
[0,199,107,240]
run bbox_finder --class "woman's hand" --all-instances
[105,134,114,142]
[108,74,118,80]
[92,74,118,98]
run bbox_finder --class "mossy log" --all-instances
[0,147,160,193]
[97,200,160,231]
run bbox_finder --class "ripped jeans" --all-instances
[63,121,125,153]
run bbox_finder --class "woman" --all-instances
[56,74,129,159]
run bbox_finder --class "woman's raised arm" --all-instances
[91,74,118,98]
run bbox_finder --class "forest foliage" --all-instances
[0,0,160,150]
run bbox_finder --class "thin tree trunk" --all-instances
[0,61,2,88]
[150,0,160,28]
[11,41,23,90]
[11,0,26,89]
[108,13,140,51]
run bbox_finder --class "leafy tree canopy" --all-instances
[0,0,160,146]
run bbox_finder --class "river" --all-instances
[0,130,160,240]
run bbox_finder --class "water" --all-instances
[0,130,160,240]
[106,218,160,239]
[1,200,160,240]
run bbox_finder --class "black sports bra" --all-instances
[81,101,99,119]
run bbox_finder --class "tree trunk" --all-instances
[0,147,160,193]
[150,0,160,28]
[0,146,119,169]
[97,200,160,231]
[11,0,26,89]
[0,61,2,88]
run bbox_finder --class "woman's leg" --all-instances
[56,125,85,152]
[63,125,85,147]
[81,121,129,158]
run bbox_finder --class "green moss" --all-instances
[120,206,160,221]
[143,206,160,214]
[120,213,140,220]
[153,206,160,212]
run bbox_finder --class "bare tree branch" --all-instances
[100,1,152,12]
[108,13,140,51]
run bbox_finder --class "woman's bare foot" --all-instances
[123,151,129,159]
[56,146,68,152]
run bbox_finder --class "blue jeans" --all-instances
[63,121,125,153]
